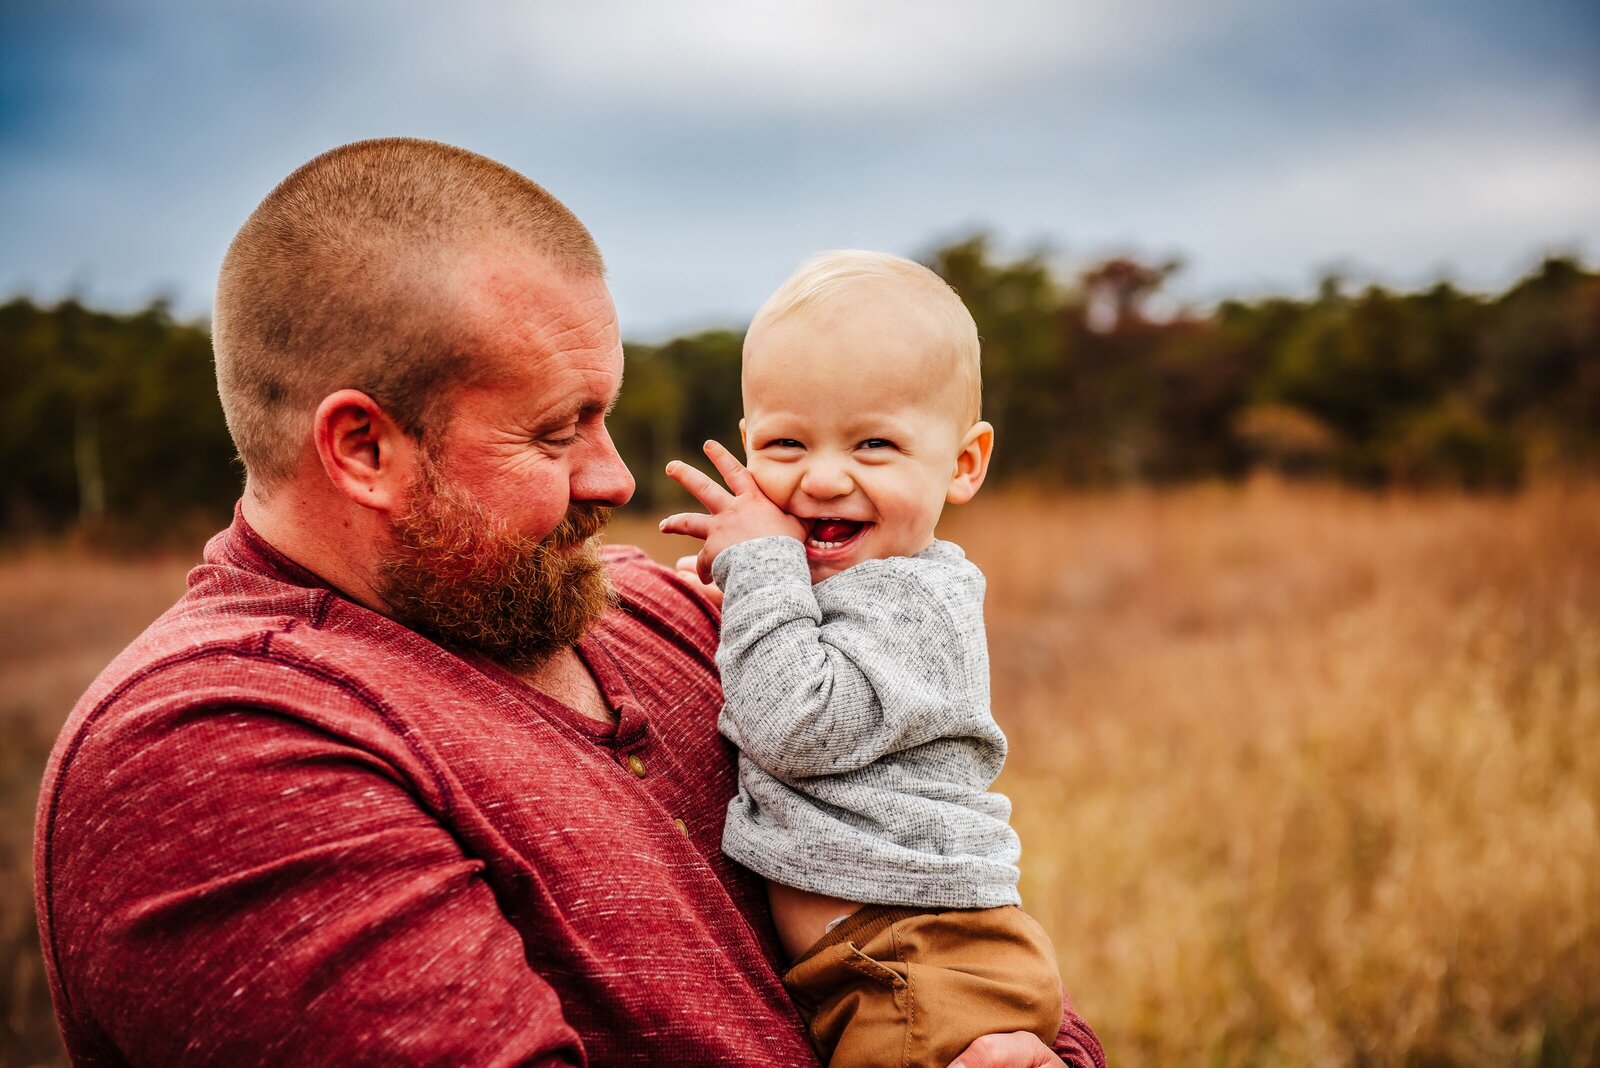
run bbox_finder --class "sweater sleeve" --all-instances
[711,536,999,783]
[1053,990,1109,1068]
[39,658,585,1067]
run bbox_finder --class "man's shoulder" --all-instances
[600,544,720,651]
[71,558,338,715]
[39,569,373,879]
[51,555,440,805]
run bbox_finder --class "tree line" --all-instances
[2,237,1596,540]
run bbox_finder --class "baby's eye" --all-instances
[764,438,804,449]
[858,438,896,451]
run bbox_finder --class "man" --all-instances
[34,138,1103,1067]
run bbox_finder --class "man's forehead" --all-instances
[454,247,614,329]
[447,249,619,370]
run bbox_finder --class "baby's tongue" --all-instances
[811,519,861,543]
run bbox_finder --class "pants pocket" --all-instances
[784,939,912,1066]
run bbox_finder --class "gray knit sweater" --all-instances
[711,535,1022,909]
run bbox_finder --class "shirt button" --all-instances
[673,818,689,835]
[626,754,647,778]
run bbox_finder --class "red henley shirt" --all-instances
[35,510,1104,1067]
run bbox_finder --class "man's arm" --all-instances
[40,669,585,1066]
[1052,989,1109,1068]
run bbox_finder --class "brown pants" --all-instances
[782,905,1064,1068]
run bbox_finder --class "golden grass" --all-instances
[946,482,1600,1068]
[4,483,1598,1066]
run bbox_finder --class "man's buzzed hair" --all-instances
[213,137,604,487]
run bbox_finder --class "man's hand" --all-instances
[659,439,805,584]
[947,1031,1065,1068]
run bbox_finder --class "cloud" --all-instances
[369,1,1188,108]
[1104,114,1600,300]
[1,0,1595,332]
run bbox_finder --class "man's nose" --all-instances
[573,424,635,507]
[798,456,853,501]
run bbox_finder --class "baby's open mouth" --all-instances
[805,518,869,551]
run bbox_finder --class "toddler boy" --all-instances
[661,251,1062,1067]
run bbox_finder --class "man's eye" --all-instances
[542,429,581,446]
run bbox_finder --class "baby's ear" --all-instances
[738,418,747,453]
[946,421,994,505]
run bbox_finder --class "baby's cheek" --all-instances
[746,462,795,509]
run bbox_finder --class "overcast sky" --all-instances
[3,0,1597,340]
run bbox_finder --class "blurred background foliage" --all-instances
[3,235,1597,542]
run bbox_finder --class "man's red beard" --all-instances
[376,451,615,671]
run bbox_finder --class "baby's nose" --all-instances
[798,458,853,500]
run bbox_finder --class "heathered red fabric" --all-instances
[35,510,1105,1068]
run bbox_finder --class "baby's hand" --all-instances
[673,554,724,609]
[660,440,805,584]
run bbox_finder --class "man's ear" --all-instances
[312,389,420,512]
[946,421,994,505]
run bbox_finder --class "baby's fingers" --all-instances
[664,459,735,512]
[701,439,758,497]
[658,512,712,540]
[674,561,724,608]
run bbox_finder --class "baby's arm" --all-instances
[712,536,981,778]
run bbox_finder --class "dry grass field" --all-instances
[3,482,1597,1066]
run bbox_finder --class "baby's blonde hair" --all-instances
[746,250,982,425]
